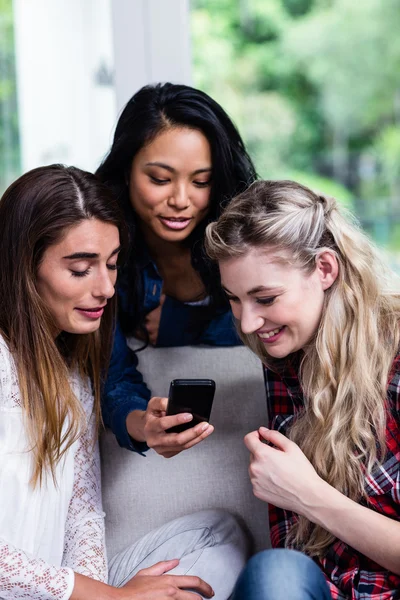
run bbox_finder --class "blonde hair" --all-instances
[205,180,400,556]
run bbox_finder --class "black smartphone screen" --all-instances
[166,378,216,434]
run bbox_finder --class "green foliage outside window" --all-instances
[191,0,400,266]
[0,0,20,193]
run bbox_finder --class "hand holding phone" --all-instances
[166,378,216,434]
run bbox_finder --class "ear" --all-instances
[315,250,338,291]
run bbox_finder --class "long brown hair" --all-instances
[0,164,127,486]
[206,180,400,556]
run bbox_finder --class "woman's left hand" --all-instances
[244,427,324,515]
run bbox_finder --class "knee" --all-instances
[246,548,315,579]
[233,549,328,600]
[191,509,250,552]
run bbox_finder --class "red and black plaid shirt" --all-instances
[264,352,400,600]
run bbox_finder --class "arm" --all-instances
[102,320,151,452]
[245,427,400,576]
[103,321,213,457]
[157,296,241,347]
[62,382,107,582]
[0,537,74,600]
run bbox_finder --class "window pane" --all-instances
[191,0,400,272]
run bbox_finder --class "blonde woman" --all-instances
[0,164,248,600]
[205,180,400,600]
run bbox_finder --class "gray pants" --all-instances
[108,509,249,599]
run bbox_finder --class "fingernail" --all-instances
[183,413,193,421]
[201,423,209,432]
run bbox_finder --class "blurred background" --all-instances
[1,0,399,269]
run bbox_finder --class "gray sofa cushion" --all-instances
[101,343,271,559]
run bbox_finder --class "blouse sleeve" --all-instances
[0,337,75,600]
[61,379,108,583]
[0,539,74,600]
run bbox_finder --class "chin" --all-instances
[64,323,101,335]
[160,229,194,242]
[266,346,292,359]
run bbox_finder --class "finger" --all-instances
[136,559,180,576]
[244,430,263,453]
[178,589,213,600]
[259,427,293,451]
[157,412,194,432]
[152,423,213,454]
[168,421,212,445]
[166,575,213,598]
[159,293,166,307]
[148,396,168,412]
[179,424,214,450]
[158,425,214,457]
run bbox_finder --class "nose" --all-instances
[239,303,265,335]
[93,268,116,301]
[167,181,190,210]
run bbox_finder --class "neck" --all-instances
[141,223,189,263]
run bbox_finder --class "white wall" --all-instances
[111,0,192,114]
[13,0,192,173]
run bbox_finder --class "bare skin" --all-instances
[72,560,214,599]
[126,127,214,456]
[245,427,400,576]
[126,397,214,458]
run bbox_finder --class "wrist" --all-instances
[126,409,147,442]
[300,476,336,523]
[72,573,119,600]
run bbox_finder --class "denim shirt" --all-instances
[102,244,241,452]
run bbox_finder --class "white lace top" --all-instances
[0,335,107,599]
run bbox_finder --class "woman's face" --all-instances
[36,219,120,336]
[129,127,212,243]
[219,248,337,359]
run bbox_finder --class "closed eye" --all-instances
[150,175,169,185]
[107,263,119,271]
[256,297,276,305]
[193,179,211,188]
[71,268,91,277]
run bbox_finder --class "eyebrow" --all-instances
[223,285,283,296]
[145,162,212,175]
[63,246,121,260]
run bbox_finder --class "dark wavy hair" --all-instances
[0,164,127,485]
[96,82,257,335]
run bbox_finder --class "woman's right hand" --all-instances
[126,397,214,458]
[118,559,214,598]
[73,560,214,600]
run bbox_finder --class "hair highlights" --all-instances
[0,164,127,486]
[206,179,400,556]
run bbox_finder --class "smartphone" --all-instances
[166,378,216,434]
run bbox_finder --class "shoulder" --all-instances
[70,370,94,416]
[0,333,14,375]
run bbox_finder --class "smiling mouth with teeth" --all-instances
[258,326,284,340]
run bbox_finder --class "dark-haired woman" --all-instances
[0,164,249,599]
[97,82,257,456]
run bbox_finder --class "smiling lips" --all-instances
[258,326,285,343]
[75,306,105,319]
[158,216,193,230]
